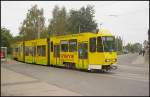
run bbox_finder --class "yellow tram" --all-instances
[12,29,117,71]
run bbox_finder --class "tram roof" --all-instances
[51,29,113,39]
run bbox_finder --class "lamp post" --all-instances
[37,16,41,39]
[148,29,149,43]
[79,24,80,33]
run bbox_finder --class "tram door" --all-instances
[54,45,60,65]
[78,42,88,69]
[32,43,36,64]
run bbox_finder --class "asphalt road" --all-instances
[1,53,149,96]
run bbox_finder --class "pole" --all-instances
[37,17,40,39]
[79,25,80,33]
[116,36,118,52]
[38,21,40,39]
[121,36,123,52]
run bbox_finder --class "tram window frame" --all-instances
[51,41,53,52]
[69,39,77,52]
[97,37,104,52]
[61,40,68,52]
[89,37,96,52]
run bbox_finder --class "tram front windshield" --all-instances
[102,36,116,52]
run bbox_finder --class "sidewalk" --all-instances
[144,54,149,64]
[132,55,149,65]
[1,67,82,96]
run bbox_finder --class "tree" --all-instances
[40,27,49,38]
[48,5,98,36]
[133,43,142,52]
[67,5,98,34]
[13,35,24,42]
[67,9,81,34]
[19,5,45,40]
[115,36,123,52]
[1,27,13,54]
[48,6,68,36]
[124,42,142,53]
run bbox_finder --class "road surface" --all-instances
[1,53,149,96]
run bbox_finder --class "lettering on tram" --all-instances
[61,54,74,59]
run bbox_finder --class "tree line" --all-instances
[18,4,98,41]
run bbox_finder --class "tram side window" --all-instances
[90,38,96,52]
[37,46,46,56]
[25,47,29,56]
[51,42,53,52]
[83,43,88,59]
[78,43,88,59]
[29,47,33,56]
[97,37,103,52]
[69,39,77,52]
[61,40,68,52]
[41,46,46,56]
[37,46,41,56]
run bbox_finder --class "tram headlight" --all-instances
[112,59,117,62]
[105,59,110,62]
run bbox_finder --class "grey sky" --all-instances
[1,1,149,45]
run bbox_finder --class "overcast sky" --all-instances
[1,1,149,45]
